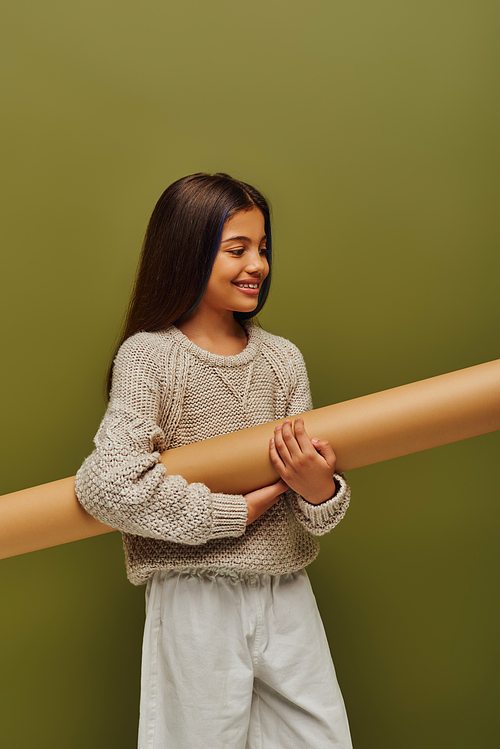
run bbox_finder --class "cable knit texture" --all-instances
[75,324,350,585]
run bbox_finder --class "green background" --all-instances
[1,1,499,747]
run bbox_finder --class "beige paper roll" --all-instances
[1,359,499,559]
[165,358,500,492]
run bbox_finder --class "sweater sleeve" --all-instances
[283,342,351,536]
[75,334,248,544]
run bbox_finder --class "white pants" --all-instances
[138,568,353,749]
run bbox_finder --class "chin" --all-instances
[237,303,259,315]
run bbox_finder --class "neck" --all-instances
[176,308,248,356]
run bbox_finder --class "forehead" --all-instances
[221,206,265,240]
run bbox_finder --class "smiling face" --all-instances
[197,206,269,317]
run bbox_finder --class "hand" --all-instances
[269,418,337,505]
[244,479,288,526]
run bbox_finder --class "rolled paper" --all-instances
[1,359,499,560]
[0,476,112,560]
[165,358,500,492]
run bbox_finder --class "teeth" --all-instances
[236,283,259,288]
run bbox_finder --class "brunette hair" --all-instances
[106,173,272,394]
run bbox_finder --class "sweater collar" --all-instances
[165,323,262,367]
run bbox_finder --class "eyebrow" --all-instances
[221,235,267,243]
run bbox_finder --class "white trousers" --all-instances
[138,568,353,749]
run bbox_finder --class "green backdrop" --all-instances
[1,1,499,747]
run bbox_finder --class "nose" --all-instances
[245,248,268,276]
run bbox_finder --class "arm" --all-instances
[276,344,351,535]
[270,418,351,536]
[2,359,499,558]
[75,334,248,544]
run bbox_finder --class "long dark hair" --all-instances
[106,173,273,394]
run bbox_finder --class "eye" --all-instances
[259,247,268,255]
[229,249,244,256]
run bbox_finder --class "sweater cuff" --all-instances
[209,492,248,539]
[295,473,350,524]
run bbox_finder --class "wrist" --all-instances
[302,479,338,505]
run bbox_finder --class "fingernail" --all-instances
[275,425,281,431]
[270,438,274,444]
[312,438,319,443]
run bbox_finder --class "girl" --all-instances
[75,173,353,748]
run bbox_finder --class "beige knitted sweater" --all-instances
[75,324,350,585]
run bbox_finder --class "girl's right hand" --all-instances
[244,479,288,526]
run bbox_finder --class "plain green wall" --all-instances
[1,1,499,747]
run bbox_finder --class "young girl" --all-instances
[75,173,353,748]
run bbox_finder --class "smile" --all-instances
[233,282,261,296]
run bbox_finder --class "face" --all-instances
[199,206,269,317]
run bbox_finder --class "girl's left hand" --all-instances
[269,418,337,505]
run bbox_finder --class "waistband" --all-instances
[152,566,304,584]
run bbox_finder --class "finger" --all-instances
[246,479,288,502]
[273,478,289,494]
[280,420,302,460]
[293,417,316,454]
[269,436,287,472]
[259,481,287,501]
[274,424,293,462]
[311,438,337,468]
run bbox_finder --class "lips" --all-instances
[233,281,261,296]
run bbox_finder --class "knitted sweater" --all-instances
[75,324,350,585]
